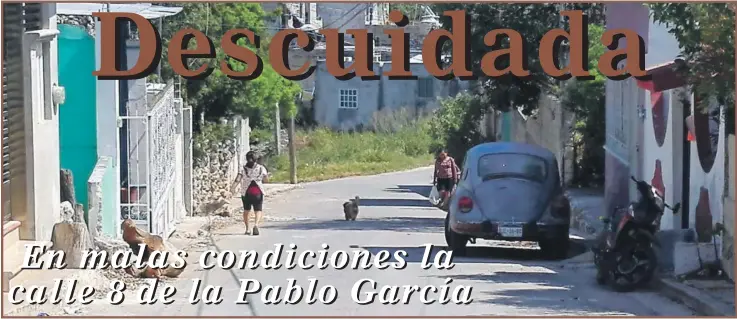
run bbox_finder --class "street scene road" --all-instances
[3,2,734,317]
[70,168,695,317]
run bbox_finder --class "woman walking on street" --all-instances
[433,149,459,209]
[233,151,269,235]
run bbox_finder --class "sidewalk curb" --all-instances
[264,183,301,197]
[655,277,735,316]
[297,166,434,186]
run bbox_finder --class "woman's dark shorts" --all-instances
[241,193,264,211]
[436,178,453,192]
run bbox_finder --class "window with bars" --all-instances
[2,59,9,223]
[418,78,434,98]
[339,89,358,109]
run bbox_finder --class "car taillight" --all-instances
[458,196,473,213]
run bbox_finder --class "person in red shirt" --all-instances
[433,149,459,208]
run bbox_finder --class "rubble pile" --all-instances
[57,15,96,37]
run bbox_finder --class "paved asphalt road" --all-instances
[77,168,695,316]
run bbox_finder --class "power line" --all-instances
[319,3,362,29]
[333,4,371,31]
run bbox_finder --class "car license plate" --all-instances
[499,226,523,238]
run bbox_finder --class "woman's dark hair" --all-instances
[246,151,256,161]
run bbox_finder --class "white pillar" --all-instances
[95,18,122,237]
[22,3,61,241]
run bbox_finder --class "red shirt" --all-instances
[435,157,459,180]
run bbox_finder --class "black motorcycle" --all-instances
[592,176,680,292]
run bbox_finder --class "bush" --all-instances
[428,93,490,163]
[264,110,434,182]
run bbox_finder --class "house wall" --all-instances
[94,19,121,228]
[640,17,687,231]
[642,88,687,230]
[687,95,726,240]
[22,3,62,241]
[87,156,118,238]
[603,3,649,216]
[723,134,735,280]
[313,61,466,130]
[58,24,98,212]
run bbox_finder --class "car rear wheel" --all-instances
[539,233,569,260]
[444,214,468,256]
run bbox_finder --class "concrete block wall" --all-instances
[509,94,575,185]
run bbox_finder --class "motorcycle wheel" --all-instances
[595,268,607,285]
[607,245,657,293]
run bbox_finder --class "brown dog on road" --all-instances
[343,196,360,221]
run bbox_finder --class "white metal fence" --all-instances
[120,80,183,237]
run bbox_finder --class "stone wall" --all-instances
[192,118,250,216]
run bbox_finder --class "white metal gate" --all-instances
[120,80,181,237]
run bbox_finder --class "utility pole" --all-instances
[288,114,297,184]
[274,102,281,155]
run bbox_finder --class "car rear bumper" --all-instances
[451,220,568,241]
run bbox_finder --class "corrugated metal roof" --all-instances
[56,3,182,19]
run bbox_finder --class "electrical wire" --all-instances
[318,3,362,29]
[333,4,371,31]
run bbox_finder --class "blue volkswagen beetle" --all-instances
[444,142,571,259]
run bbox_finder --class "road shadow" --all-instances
[360,239,587,264]
[390,184,433,198]
[358,198,433,208]
[431,258,641,315]
[461,278,634,315]
[267,216,444,233]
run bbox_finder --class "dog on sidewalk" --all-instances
[343,196,360,221]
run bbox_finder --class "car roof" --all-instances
[467,142,556,161]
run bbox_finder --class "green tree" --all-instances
[561,24,606,186]
[428,93,488,162]
[426,4,604,161]
[648,3,735,133]
[159,3,302,130]
[431,3,604,115]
